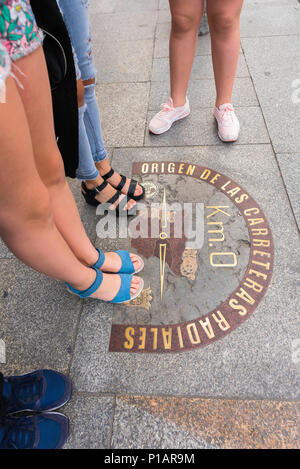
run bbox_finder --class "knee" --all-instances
[38,151,66,188]
[171,13,199,35]
[0,189,53,234]
[209,12,239,35]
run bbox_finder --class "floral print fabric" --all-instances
[0,0,43,62]
[0,0,43,102]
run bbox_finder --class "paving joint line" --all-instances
[70,391,300,404]
[143,0,159,147]
[241,40,300,235]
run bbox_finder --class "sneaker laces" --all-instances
[219,105,234,123]
[8,372,45,409]
[157,101,175,119]
[0,417,36,449]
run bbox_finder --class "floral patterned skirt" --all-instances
[0,0,43,100]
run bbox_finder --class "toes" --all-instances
[130,276,142,295]
[131,275,140,285]
[119,195,136,211]
[135,185,143,196]
[130,254,141,271]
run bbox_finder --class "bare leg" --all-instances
[15,48,140,273]
[169,0,204,107]
[207,0,244,107]
[0,52,141,299]
[0,75,95,290]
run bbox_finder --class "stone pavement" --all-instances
[0,0,300,449]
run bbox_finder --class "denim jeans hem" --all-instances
[93,152,108,163]
[76,168,99,181]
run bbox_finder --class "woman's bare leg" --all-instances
[207,0,244,107]
[0,57,141,299]
[15,48,141,273]
[169,0,204,107]
[0,75,95,290]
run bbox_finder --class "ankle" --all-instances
[95,158,109,172]
[215,99,232,108]
[79,248,100,268]
[85,176,104,189]
[171,96,186,108]
[69,267,96,291]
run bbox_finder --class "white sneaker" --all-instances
[149,97,190,134]
[214,103,240,142]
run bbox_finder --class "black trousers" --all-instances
[30,0,79,178]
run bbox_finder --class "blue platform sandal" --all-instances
[92,248,144,274]
[66,267,144,304]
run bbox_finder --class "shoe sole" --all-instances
[149,109,190,135]
[113,277,144,304]
[217,131,239,143]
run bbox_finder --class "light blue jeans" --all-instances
[58,0,107,180]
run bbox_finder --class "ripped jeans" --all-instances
[58,0,107,180]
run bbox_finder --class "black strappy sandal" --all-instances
[101,168,145,201]
[81,181,136,216]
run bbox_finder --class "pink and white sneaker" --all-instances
[149,97,190,135]
[214,103,240,142]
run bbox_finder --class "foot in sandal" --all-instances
[96,159,145,201]
[82,176,137,215]
[66,268,144,304]
[92,248,144,274]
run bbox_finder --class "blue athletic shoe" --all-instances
[2,370,72,414]
[0,413,69,449]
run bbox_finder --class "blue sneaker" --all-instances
[0,413,69,449]
[2,370,72,414]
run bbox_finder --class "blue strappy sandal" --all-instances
[66,267,144,304]
[92,248,144,274]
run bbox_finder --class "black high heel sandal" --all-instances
[81,181,136,216]
[101,168,145,201]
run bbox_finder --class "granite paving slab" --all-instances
[152,55,249,81]
[91,0,117,14]
[0,259,82,376]
[112,395,300,449]
[95,83,150,147]
[90,11,158,42]
[94,39,154,84]
[70,145,300,399]
[0,240,15,260]
[114,0,159,13]
[159,0,169,10]
[276,153,300,230]
[149,77,259,110]
[240,0,300,37]
[63,394,114,449]
[242,36,300,153]
[112,397,214,449]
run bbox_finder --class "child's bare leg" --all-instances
[169,0,204,107]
